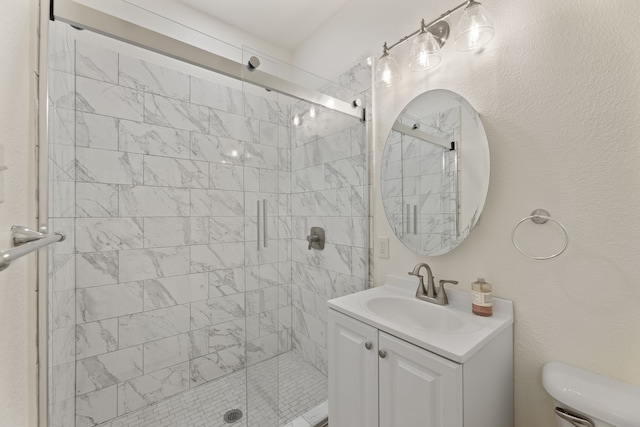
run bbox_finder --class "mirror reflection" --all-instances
[381,89,490,256]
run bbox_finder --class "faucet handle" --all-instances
[436,280,458,305]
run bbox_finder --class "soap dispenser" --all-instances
[471,277,493,316]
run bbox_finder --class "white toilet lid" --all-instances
[542,362,640,427]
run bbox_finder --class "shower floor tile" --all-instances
[96,351,327,427]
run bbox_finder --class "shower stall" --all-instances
[44,2,371,426]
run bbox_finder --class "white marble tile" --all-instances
[190,242,244,273]
[51,290,75,330]
[119,55,190,100]
[325,155,366,189]
[143,330,208,373]
[190,189,244,217]
[208,268,245,297]
[118,305,191,348]
[50,398,75,427]
[314,188,351,216]
[190,294,245,329]
[144,93,208,133]
[119,246,190,282]
[76,346,143,395]
[76,282,143,323]
[292,285,316,317]
[76,252,119,288]
[75,218,143,253]
[76,76,143,121]
[292,165,324,193]
[120,185,190,217]
[210,217,244,243]
[143,217,209,248]
[51,361,75,403]
[49,252,75,293]
[324,217,353,246]
[76,319,119,359]
[209,319,245,352]
[76,41,118,83]
[76,183,119,218]
[76,112,118,150]
[326,271,366,298]
[76,148,143,185]
[49,181,76,218]
[50,70,75,109]
[143,156,209,188]
[246,286,279,316]
[259,120,280,147]
[319,244,352,276]
[119,120,190,159]
[246,334,279,366]
[210,109,259,142]
[291,192,316,216]
[51,326,75,366]
[49,107,75,147]
[209,163,243,191]
[315,128,351,164]
[76,385,117,427]
[190,76,243,114]
[49,143,75,182]
[189,345,245,386]
[244,142,279,169]
[190,133,244,165]
[292,142,316,171]
[292,262,326,296]
[142,273,208,310]
[117,362,189,416]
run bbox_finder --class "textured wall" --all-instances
[294,1,640,426]
[0,0,37,426]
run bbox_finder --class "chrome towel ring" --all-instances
[512,209,569,260]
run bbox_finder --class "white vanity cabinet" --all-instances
[327,276,514,427]
[329,310,462,427]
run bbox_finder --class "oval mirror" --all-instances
[381,89,490,256]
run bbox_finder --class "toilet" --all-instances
[542,361,640,427]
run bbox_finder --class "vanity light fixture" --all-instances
[374,0,495,88]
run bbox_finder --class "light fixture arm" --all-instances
[380,0,471,54]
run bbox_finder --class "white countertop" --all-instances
[328,275,514,363]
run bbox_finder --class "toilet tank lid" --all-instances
[542,362,640,427]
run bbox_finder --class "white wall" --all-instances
[0,0,38,426]
[296,1,640,426]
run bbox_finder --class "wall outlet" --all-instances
[377,237,389,259]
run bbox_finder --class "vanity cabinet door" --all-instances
[378,332,463,427]
[328,310,379,427]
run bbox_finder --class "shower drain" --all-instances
[223,408,243,423]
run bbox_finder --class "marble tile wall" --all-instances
[47,24,295,427]
[47,21,370,427]
[288,60,371,374]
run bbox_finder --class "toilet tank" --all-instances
[542,362,640,427]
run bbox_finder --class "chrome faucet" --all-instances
[408,263,458,305]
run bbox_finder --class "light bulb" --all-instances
[292,114,302,127]
[309,106,317,119]
[409,30,442,71]
[455,1,495,51]
[374,52,402,88]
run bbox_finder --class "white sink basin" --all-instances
[329,275,514,363]
[364,296,467,333]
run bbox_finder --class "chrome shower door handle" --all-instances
[257,200,261,251]
[263,199,267,248]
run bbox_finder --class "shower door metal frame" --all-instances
[50,0,366,122]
